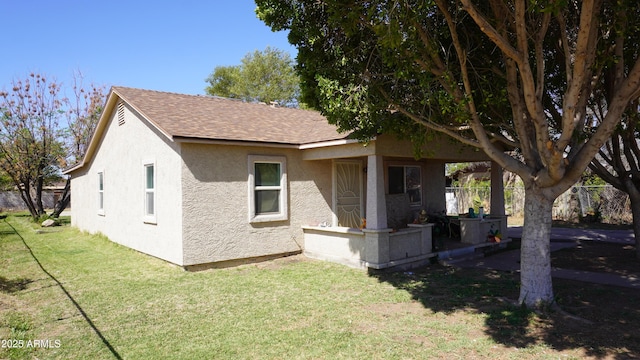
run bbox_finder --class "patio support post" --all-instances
[490,161,508,238]
[366,155,387,229]
[490,162,505,216]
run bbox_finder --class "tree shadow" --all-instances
[0,276,32,294]
[370,264,640,359]
[4,220,123,360]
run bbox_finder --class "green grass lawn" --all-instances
[1,215,639,359]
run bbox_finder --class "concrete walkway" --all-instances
[507,226,635,245]
[454,227,640,289]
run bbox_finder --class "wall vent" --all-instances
[117,101,125,126]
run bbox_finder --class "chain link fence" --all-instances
[446,185,632,224]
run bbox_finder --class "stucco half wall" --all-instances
[180,143,334,266]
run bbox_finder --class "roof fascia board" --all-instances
[298,138,364,149]
[174,137,364,151]
[173,137,299,149]
[63,89,120,174]
[62,163,83,174]
[302,139,376,160]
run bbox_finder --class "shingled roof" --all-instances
[113,86,348,145]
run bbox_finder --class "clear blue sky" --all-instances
[0,0,296,95]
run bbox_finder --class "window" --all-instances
[248,155,287,222]
[97,171,104,215]
[144,162,156,223]
[388,165,422,205]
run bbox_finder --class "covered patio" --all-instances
[300,134,510,270]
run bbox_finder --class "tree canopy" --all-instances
[257,0,640,307]
[205,46,300,106]
[51,74,106,218]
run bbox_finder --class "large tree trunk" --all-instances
[519,187,555,307]
[35,176,45,216]
[50,178,70,218]
[19,188,38,219]
[16,178,39,220]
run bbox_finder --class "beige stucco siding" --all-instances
[70,103,184,265]
[422,160,446,212]
[180,143,333,266]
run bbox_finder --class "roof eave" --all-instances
[62,162,84,175]
[173,136,300,148]
[66,89,120,174]
[70,87,178,174]
[299,137,365,149]
[173,135,354,149]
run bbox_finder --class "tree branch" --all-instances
[557,0,601,150]
[459,0,523,64]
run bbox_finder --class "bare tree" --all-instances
[0,73,64,219]
[50,73,106,218]
[589,106,640,258]
[0,72,106,220]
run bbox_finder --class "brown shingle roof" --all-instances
[113,86,348,145]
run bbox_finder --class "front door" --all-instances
[334,161,363,228]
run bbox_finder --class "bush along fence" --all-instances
[446,185,631,224]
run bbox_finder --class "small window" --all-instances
[248,155,287,222]
[97,171,104,215]
[144,162,156,223]
[388,165,422,205]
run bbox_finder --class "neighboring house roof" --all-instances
[114,86,347,145]
[66,86,350,173]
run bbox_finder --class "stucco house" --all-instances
[66,86,505,270]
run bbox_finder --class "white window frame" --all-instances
[248,155,288,223]
[143,160,157,224]
[97,170,105,216]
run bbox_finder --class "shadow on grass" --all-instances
[57,216,71,225]
[371,264,640,359]
[0,276,32,294]
[4,220,123,360]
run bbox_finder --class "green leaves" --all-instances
[204,47,300,106]
[316,76,377,137]
[204,66,242,99]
